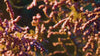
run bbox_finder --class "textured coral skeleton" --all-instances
[0,0,46,56]
[0,0,100,56]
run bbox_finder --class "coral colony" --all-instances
[0,0,100,56]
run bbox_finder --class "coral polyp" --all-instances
[0,0,100,56]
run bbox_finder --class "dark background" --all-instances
[0,0,44,29]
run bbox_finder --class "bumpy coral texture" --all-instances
[0,0,100,56]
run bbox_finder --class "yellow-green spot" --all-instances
[12,45,20,53]
[0,27,4,31]
[69,5,84,22]
[16,32,23,39]
[0,44,5,49]
[30,29,35,35]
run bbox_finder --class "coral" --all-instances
[0,0,46,56]
[0,0,100,56]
